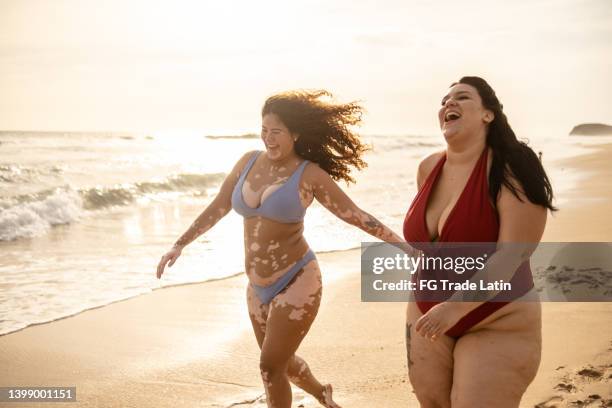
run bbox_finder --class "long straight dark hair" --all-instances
[456,76,556,211]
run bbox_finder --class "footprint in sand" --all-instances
[534,358,612,407]
[535,395,564,408]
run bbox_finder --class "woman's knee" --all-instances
[286,356,307,380]
[259,353,290,378]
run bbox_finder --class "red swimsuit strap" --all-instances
[404,148,495,243]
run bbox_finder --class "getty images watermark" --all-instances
[360,242,612,302]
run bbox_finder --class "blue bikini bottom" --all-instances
[251,249,317,304]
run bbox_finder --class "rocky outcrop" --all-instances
[569,123,612,136]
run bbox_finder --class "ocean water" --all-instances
[0,130,609,336]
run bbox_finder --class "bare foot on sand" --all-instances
[317,384,341,408]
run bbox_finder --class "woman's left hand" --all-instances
[415,302,471,341]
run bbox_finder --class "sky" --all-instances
[0,0,610,139]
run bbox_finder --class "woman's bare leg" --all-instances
[247,279,325,399]
[450,300,542,408]
[247,260,338,407]
[406,301,455,408]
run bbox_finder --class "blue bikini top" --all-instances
[231,151,310,223]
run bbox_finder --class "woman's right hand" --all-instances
[156,245,183,279]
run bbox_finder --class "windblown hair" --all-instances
[262,90,369,183]
[455,76,556,211]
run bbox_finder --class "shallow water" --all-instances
[1,130,608,335]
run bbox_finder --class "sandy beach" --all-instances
[1,145,611,408]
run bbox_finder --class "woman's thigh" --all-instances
[406,302,455,408]
[260,260,323,364]
[247,283,269,347]
[451,301,542,408]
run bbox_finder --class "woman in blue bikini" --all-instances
[156,90,403,408]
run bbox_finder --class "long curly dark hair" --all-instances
[455,76,556,211]
[262,90,369,183]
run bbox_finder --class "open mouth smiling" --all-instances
[444,111,461,123]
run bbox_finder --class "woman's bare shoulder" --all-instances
[302,161,331,187]
[417,150,445,188]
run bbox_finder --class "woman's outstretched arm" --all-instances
[157,151,255,279]
[306,164,404,245]
[172,151,255,249]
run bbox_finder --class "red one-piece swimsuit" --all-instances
[403,148,534,337]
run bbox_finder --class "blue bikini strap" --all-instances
[238,151,261,184]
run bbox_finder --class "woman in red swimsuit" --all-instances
[403,77,556,407]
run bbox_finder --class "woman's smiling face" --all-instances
[261,113,297,161]
[438,83,493,142]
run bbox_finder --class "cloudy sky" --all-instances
[1,0,610,138]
